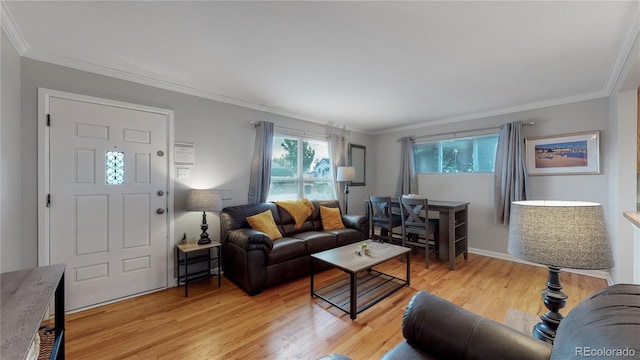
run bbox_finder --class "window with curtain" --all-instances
[413,134,499,174]
[267,133,333,201]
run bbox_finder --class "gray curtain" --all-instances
[395,136,418,196]
[328,134,348,206]
[494,121,529,224]
[247,121,274,204]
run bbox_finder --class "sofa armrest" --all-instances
[401,291,552,360]
[226,228,274,254]
[341,214,368,232]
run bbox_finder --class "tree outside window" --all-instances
[268,134,333,201]
[414,134,499,174]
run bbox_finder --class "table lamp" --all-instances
[336,166,356,213]
[508,200,614,344]
[185,189,221,244]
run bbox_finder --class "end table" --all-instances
[176,240,222,297]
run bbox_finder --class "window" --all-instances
[413,134,499,174]
[105,151,125,184]
[267,134,334,201]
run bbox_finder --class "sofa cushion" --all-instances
[329,229,364,247]
[399,291,551,360]
[274,198,314,229]
[381,341,437,360]
[221,202,282,240]
[267,237,307,265]
[551,283,640,360]
[311,200,343,230]
[320,206,345,230]
[291,231,338,254]
[277,204,315,236]
[246,210,283,240]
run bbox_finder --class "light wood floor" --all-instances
[60,252,607,360]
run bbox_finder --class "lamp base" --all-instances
[197,211,212,245]
[344,183,350,214]
[197,237,211,245]
[532,266,567,344]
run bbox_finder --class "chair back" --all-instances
[399,197,429,233]
[369,196,393,225]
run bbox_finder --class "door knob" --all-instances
[157,190,165,196]
[156,208,165,214]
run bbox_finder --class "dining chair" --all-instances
[368,196,403,244]
[399,196,439,268]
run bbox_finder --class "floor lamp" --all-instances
[185,189,221,245]
[507,200,614,344]
[336,166,356,214]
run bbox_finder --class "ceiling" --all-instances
[2,1,638,134]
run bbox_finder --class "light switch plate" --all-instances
[177,168,190,179]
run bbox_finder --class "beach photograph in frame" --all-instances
[525,130,601,175]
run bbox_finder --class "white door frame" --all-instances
[37,88,175,296]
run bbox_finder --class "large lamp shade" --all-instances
[507,200,614,344]
[508,200,613,270]
[336,166,356,214]
[185,189,221,212]
[336,166,356,182]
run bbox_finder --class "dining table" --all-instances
[366,198,470,270]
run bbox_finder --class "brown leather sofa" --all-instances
[380,284,640,359]
[220,200,368,295]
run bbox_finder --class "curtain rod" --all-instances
[396,121,535,142]
[248,121,332,139]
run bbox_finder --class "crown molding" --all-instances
[20,47,372,135]
[604,1,640,95]
[1,1,28,55]
[2,0,633,137]
[22,48,287,116]
[372,90,609,136]
[10,43,615,139]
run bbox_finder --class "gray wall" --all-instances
[9,55,374,272]
[3,29,637,283]
[1,30,24,272]
[373,98,613,257]
[608,88,637,284]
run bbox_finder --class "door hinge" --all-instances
[47,114,51,126]
[46,194,51,207]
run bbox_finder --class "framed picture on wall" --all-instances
[525,130,601,175]
[348,144,366,186]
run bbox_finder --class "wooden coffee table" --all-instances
[310,240,411,320]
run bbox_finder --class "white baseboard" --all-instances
[468,247,614,285]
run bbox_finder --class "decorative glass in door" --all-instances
[106,151,125,185]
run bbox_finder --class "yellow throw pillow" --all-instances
[320,206,345,230]
[246,210,283,240]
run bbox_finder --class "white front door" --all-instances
[44,90,171,311]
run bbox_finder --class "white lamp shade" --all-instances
[508,200,614,270]
[185,189,221,212]
[336,166,356,182]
